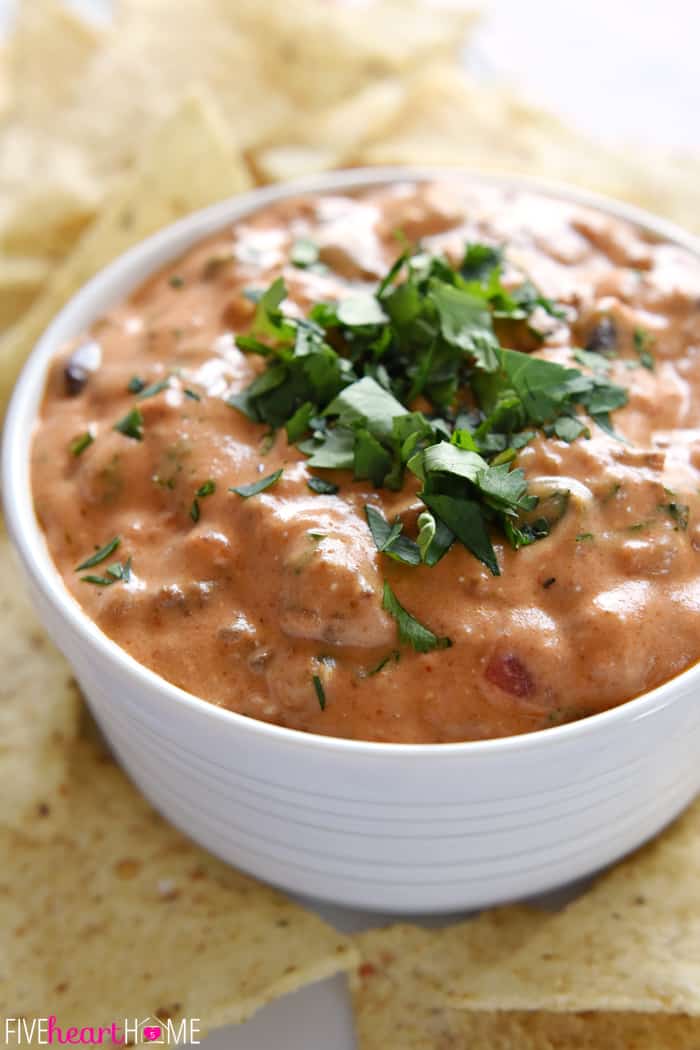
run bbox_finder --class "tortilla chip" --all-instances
[0,727,357,1031]
[50,0,293,176]
[253,78,407,183]
[6,0,103,122]
[449,797,700,1013]
[0,526,79,835]
[0,172,101,261]
[0,88,251,412]
[354,66,700,236]
[352,915,700,1049]
[0,44,11,118]
[236,0,477,107]
[0,257,49,330]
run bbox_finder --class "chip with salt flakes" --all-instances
[354,65,700,236]
[0,171,100,262]
[0,525,80,836]
[0,87,251,411]
[0,725,357,1032]
[0,257,49,329]
[253,78,408,183]
[6,0,103,123]
[235,0,477,108]
[448,796,700,1014]
[351,907,700,1049]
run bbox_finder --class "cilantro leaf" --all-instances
[429,280,500,372]
[421,493,499,575]
[337,295,388,327]
[113,407,144,441]
[382,582,452,653]
[325,376,407,443]
[291,238,320,269]
[312,674,326,710]
[75,536,121,571]
[307,476,339,495]
[460,243,503,282]
[230,469,283,498]
[634,327,656,370]
[417,510,454,566]
[365,505,421,565]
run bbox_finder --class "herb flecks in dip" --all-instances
[32,181,700,743]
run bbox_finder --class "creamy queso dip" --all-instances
[32,181,700,742]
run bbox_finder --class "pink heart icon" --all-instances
[143,1027,162,1042]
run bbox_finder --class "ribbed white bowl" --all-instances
[5,168,700,912]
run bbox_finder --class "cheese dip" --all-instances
[32,180,700,742]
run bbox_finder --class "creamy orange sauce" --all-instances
[32,181,700,742]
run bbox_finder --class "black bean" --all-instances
[63,340,102,396]
[585,317,617,353]
[64,363,88,395]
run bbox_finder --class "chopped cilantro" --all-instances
[364,505,421,565]
[137,378,170,400]
[75,536,121,571]
[226,244,628,575]
[113,407,144,441]
[416,509,453,566]
[364,650,400,676]
[290,238,321,269]
[634,327,656,370]
[169,274,185,289]
[312,674,326,710]
[382,581,452,653]
[230,468,283,498]
[70,430,94,456]
[127,376,145,394]
[553,416,589,443]
[81,556,132,587]
[183,388,201,401]
[307,476,339,495]
[190,479,216,522]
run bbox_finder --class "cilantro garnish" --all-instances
[137,378,170,400]
[291,238,321,270]
[307,476,339,495]
[230,469,283,498]
[113,407,144,441]
[190,479,216,522]
[364,505,420,566]
[70,430,94,457]
[312,674,326,710]
[634,327,655,370]
[364,650,400,676]
[81,557,132,587]
[382,582,452,653]
[75,536,121,571]
[227,243,629,576]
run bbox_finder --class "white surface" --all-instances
[2,3,699,1047]
[471,0,700,151]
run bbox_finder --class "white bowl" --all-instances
[4,168,700,913]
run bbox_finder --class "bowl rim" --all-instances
[5,164,700,759]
